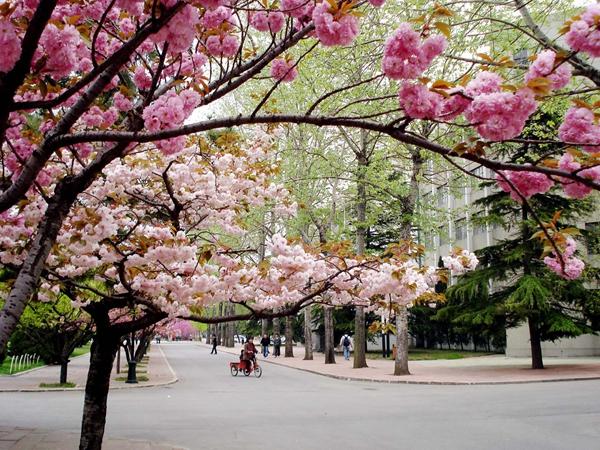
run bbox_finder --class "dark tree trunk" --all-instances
[284,316,293,357]
[303,306,313,360]
[353,306,367,368]
[324,307,335,364]
[79,333,119,450]
[528,317,544,369]
[60,360,69,384]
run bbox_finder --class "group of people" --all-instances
[259,334,282,358]
[210,332,355,362]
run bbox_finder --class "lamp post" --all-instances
[124,335,138,384]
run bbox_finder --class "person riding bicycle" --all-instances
[242,336,257,370]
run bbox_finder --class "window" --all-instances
[471,165,486,178]
[474,222,487,235]
[586,222,600,255]
[455,219,467,241]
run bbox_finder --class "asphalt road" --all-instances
[1,342,599,450]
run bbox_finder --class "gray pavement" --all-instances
[1,341,599,449]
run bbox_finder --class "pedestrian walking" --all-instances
[273,334,281,357]
[339,333,352,360]
[260,334,270,358]
[210,333,218,355]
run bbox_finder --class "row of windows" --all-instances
[425,221,599,253]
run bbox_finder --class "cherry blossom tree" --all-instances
[0,1,599,446]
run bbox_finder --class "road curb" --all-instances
[0,345,178,393]
[201,344,600,386]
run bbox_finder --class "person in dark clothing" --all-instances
[243,337,257,370]
[260,334,270,358]
[273,334,281,357]
[210,333,218,354]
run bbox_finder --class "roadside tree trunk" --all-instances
[392,148,423,376]
[303,306,313,360]
[394,305,410,375]
[324,307,335,364]
[353,130,369,369]
[59,360,69,384]
[272,313,280,337]
[284,316,294,357]
[353,306,367,368]
[79,333,119,450]
[528,317,544,369]
[261,318,269,338]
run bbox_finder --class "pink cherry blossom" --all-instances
[151,4,200,53]
[439,89,471,121]
[382,23,447,80]
[558,107,600,154]
[525,50,572,90]
[565,4,600,57]
[495,169,554,202]
[312,3,359,47]
[464,71,503,97]
[271,58,298,82]
[281,0,314,19]
[37,24,82,78]
[558,153,600,198]
[114,92,133,111]
[0,19,21,73]
[543,238,585,280]
[398,82,443,119]
[464,89,537,141]
[206,34,239,58]
[196,0,229,9]
[368,0,386,7]
[250,10,286,33]
[201,6,232,29]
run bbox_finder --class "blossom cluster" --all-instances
[142,89,202,154]
[558,107,600,154]
[543,237,585,280]
[566,4,600,57]
[524,50,572,90]
[382,23,447,80]
[495,169,554,202]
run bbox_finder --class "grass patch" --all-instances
[39,382,76,388]
[0,356,45,375]
[114,375,149,382]
[366,349,495,361]
[71,343,91,358]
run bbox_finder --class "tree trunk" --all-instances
[353,136,369,369]
[226,304,235,347]
[353,306,367,368]
[284,316,294,357]
[303,306,313,360]
[60,360,69,384]
[79,333,119,450]
[261,318,269,337]
[272,314,280,337]
[324,307,335,364]
[394,305,410,376]
[528,317,544,370]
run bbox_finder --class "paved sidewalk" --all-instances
[0,344,177,392]
[0,427,187,450]
[204,343,600,384]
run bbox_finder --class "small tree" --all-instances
[10,295,92,384]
